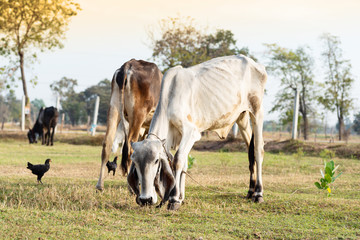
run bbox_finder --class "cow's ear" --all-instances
[155,158,175,205]
[127,162,139,197]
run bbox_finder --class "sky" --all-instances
[2,0,360,125]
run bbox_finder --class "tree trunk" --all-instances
[1,117,5,130]
[338,117,344,141]
[303,114,308,140]
[19,51,32,128]
[298,92,308,140]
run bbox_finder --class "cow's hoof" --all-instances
[156,202,164,209]
[246,191,254,199]
[252,195,264,203]
[167,201,181,211]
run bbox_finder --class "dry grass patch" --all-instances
[0,140,359,239]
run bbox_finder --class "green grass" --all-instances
[0,140,360,239]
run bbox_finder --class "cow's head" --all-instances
[27,128,36,144]
[128,139,175,207]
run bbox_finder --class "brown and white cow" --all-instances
[128,55,267,209]
[96,59,162,191]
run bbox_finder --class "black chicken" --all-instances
[27,159,51,184]
[106,156,118,176]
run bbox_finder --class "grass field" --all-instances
[0,138,359,239]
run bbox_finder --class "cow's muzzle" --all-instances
[138,196,153,206]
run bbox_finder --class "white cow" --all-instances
[128,55,267,210]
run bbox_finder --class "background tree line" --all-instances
[148,17,357,140]
[49,77,111,126]
[1,12,359,139]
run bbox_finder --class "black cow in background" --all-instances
[28,106,59,146]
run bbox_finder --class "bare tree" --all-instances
[319,33,354,140]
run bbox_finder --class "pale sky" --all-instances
[3,0,360,125]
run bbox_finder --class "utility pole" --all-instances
[232,124,238,138]
[60,113,65,133]
[21,96,25,131]
[55,96,60,133]
[91,96,100,136]
[292,88,300,140]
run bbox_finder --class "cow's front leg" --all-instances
[168,126,201,210]
[252,109,265,203]
[46,129,51,146]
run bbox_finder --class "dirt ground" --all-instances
[1,130,360,159]
[193,135,360,159]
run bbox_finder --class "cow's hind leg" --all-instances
[96,101,121,191]
[236,112,255,199]
[168,123,201,210]
[42,129,46,145]
[46,130,50,145]
[46,128,51,146]
[50,126,55,146]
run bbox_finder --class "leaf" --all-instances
[332,172,343,182]
[321,180,327,188]
[325,174,332,183]
[325,167,333,177]
[326,161,334,171]
[320,169,324,178]
[314,182,322,189]
[333,165,339,173]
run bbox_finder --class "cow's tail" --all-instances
[121,137,129,175]
[115,62,131,175]
[248,134,255,169]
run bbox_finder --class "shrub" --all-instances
[314,160,342,196]
[293,147,304,161]
[188,155,195,169]
[319,149,335,159]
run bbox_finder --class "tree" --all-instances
[81,79,111,125]
[50,78,111,126]
[0,0,81,127]
[30,98,45,122]
[50,77,84,126]
[149,16,254,71]
[5,91,21,123]
[265,44,316,140]
[0,95,9,129]
[319,33,354,140]
[0,61,19,94]
[50,77,78,100]
[61,93,87,126]
[353,112,360,135]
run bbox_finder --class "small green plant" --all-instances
[314,160,342,196]
[293,147,304,161]
[219,148,229,153]
[188,154,195,169]
[319,149,335,159]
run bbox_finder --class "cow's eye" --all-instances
[155,159,159,164]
